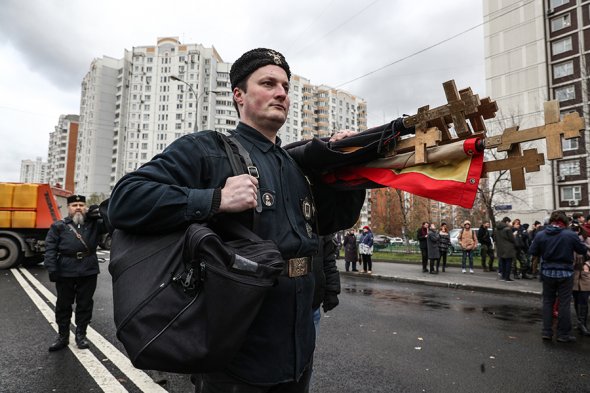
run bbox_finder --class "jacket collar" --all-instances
[234,122,282,153]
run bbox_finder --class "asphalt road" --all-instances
[1,253,589,393]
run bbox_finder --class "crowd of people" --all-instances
[341,213,590,343]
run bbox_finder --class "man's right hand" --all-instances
[219,174,259,213]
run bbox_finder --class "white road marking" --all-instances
[13,268,167,393]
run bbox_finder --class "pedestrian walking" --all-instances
[529,210,588,342]
[438,223,450,272]
[343,230,359,272]
[44,195,106,351]
[458,220,478,273]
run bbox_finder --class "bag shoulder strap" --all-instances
[66,223,90,252]
[215,132,262,234]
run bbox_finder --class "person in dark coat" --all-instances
[438,223,451,272]
[477,222,495,272]
[343,230,359,272]
[426,223,441,274]
[529,210,588,342]
[44,195,105,351]
[108,48,365,392]
[495,217,516,282]
[417,222,429,273]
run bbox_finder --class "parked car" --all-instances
[390,237,404,244]
[373,234,392,248]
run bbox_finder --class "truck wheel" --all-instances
[0,237,22,269]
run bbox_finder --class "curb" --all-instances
[340,271,542,298]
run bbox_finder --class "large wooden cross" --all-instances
[383,81,584,191]
[392,80,498,164]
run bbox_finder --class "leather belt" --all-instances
[60,251,93,259]
[282,257,311,278]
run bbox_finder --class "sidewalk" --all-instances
[337,259,542,298]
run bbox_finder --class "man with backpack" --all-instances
[458,220,478,273]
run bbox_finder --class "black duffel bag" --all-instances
[109,221,283,373]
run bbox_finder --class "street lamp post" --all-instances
[170,75,207,132]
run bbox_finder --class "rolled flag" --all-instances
[322,138,484,209]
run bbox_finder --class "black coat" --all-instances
[108,123,363,385]
[495,222,517,259]
[343,233,358,262]
[44,216,105,278]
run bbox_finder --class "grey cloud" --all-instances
[0,0,91,91]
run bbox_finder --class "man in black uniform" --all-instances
[108,48,365,392]
[44,195,104,351]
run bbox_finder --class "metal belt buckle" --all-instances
[288,257,308,278]
[76,252,84,259]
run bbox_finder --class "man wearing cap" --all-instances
[108,48,365,392]
[44,195,104,352]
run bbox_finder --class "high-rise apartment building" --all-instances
[20,157,47,183]
[73,37,367,197]
[483,0,589,222]
[46,114,79,191]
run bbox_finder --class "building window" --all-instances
[550,0,567,8]
[561,185,582,201]
[552,36,572,55]
[553,61,573,78]
[562,137,579,151]
[551,14,571,32]
[559,160,580,176]
[555,85,575,101]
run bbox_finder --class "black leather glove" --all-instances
[87,204,101,220]
[393,116,415,136]
[322,293,339,313]
[48,272,60,282]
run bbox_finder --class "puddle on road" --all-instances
[344,285,541,324]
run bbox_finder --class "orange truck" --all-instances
[0,183,72,269]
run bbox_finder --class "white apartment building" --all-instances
[483,0,589,223]
[46,114,79,191]
[73,37,367,201]
[20,157,47,183]
[75,57,123,196]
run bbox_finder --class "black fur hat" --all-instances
[230,48,291,90]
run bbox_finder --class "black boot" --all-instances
[75,326,90,349]
[49,327,69,352]
[578,305,590,337]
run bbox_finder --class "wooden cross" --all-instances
[485,101,583,159]
[482,144,545,190]
[403,80,483,139]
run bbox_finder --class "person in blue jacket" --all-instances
[529,210,588,343]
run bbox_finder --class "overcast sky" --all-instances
[0,0,485,182]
